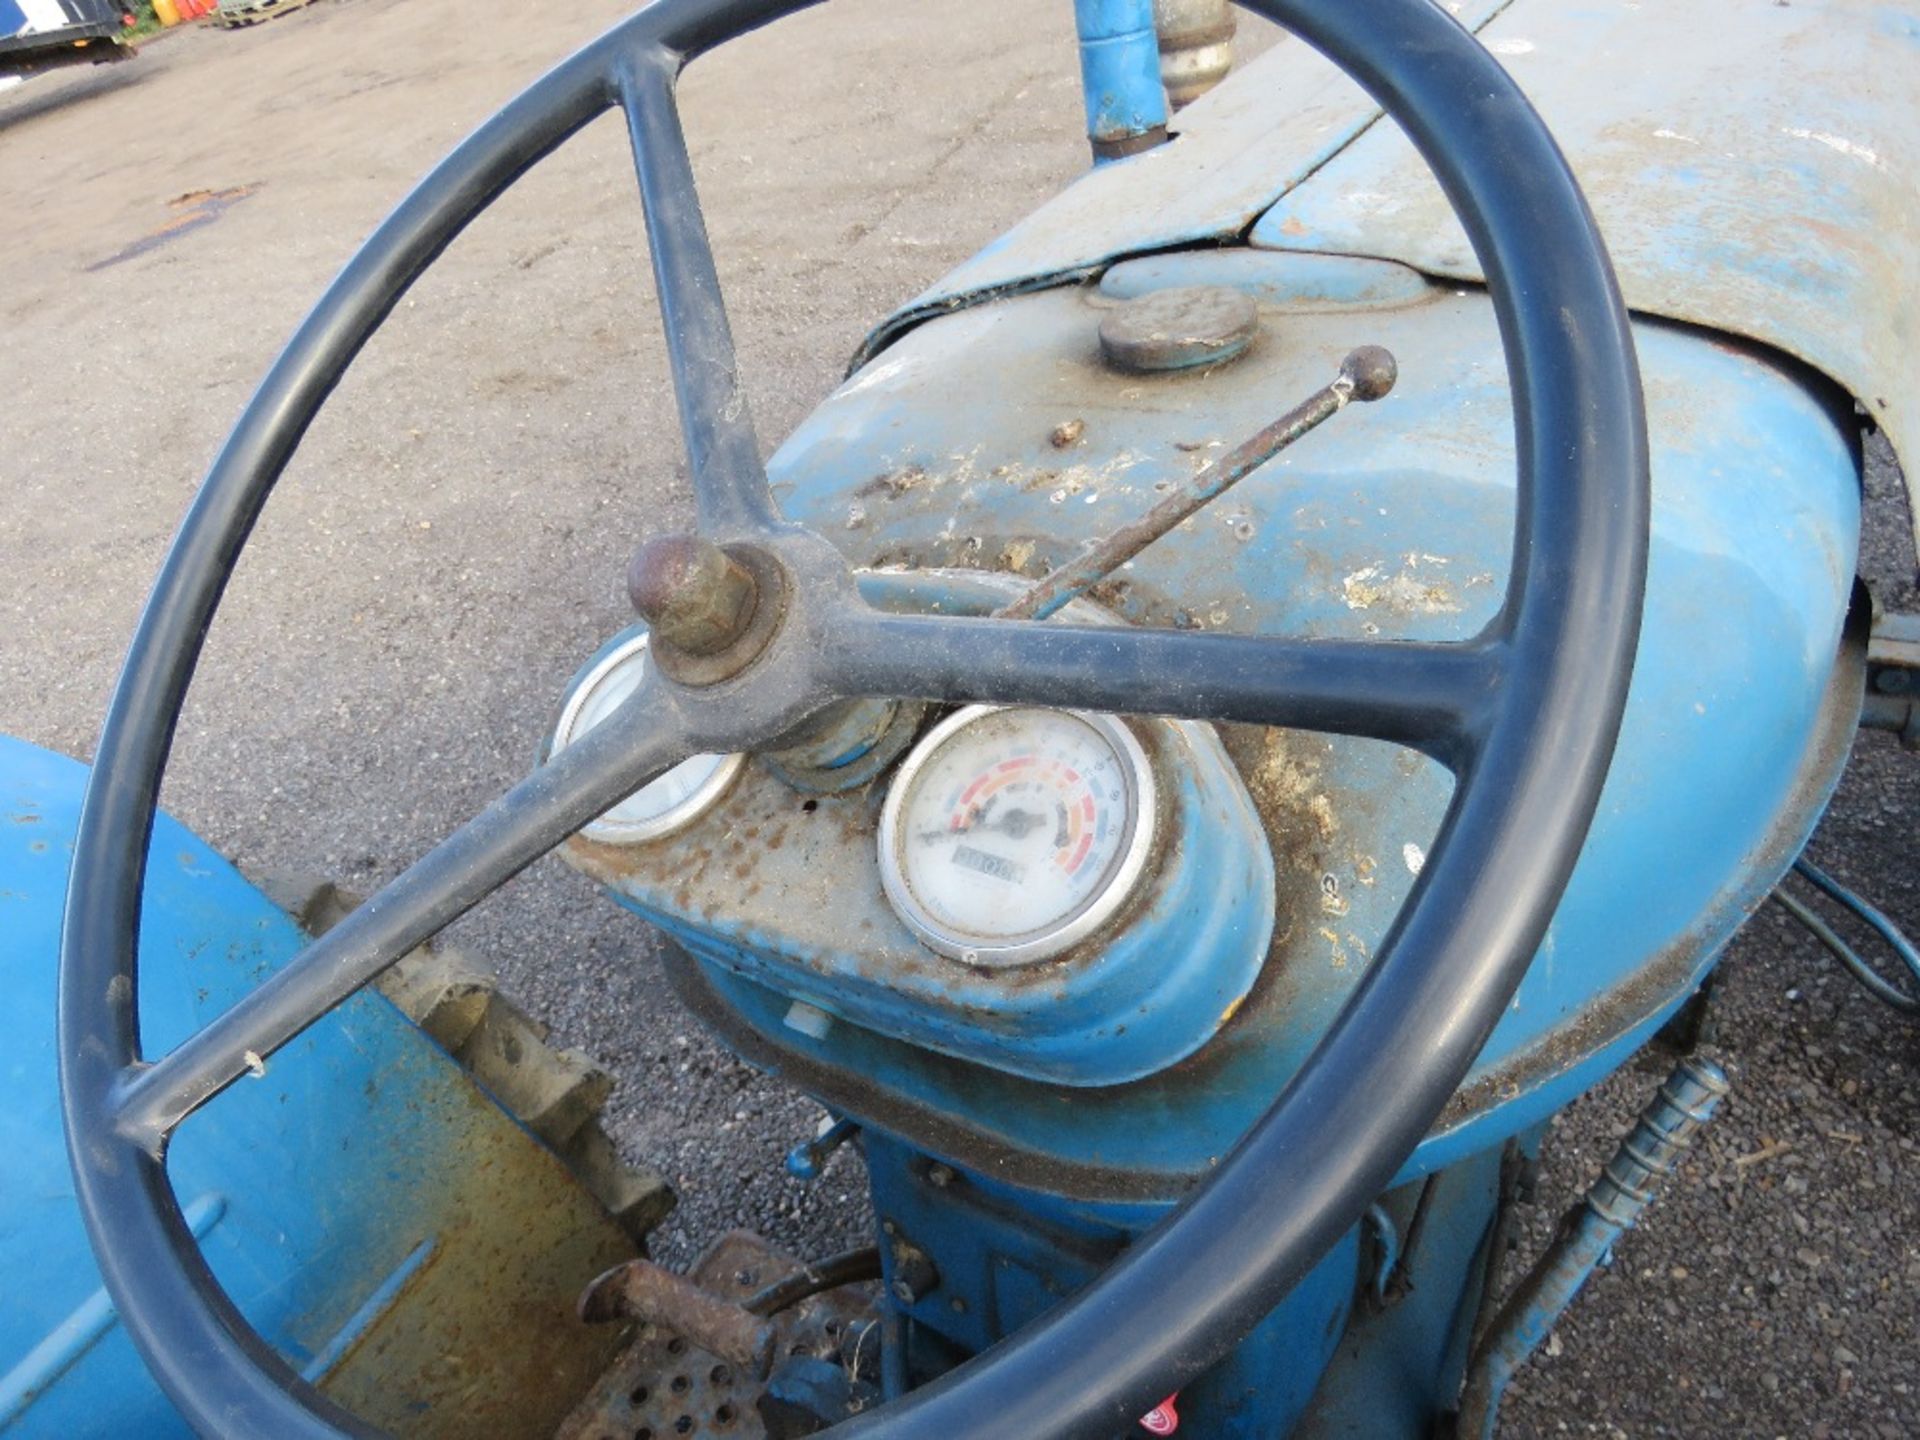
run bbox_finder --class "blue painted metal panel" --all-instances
[1243,0,1920,549]
[0,737,631,1436]
[1297,1141,1514,1436]
[575,651,1277,1086]
[0,1196,226,1430]
[861,1131,1362,1436]
[0,736,434,1433]
[617,247,1858,1201]
[857,0,1920,548]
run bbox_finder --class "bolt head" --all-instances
[626,535,759,656]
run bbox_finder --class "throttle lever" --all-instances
[997,346,1398,622]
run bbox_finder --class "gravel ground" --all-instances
[2,5,1914,1435]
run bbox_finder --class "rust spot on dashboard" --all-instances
[856,465,930,500]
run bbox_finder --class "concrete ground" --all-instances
[3,3,1915,1435]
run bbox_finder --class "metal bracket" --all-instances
[1860,607,1920,747]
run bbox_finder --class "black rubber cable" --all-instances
[1773,859,1920,1015]
[745,1246,885,1317]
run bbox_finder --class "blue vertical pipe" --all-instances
[1073,0,1170,162]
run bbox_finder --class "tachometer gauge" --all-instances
[877,706,1157,966]
[551,632,744,844]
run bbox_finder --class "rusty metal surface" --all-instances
[562,647,1276,1088]
[627,536,763,659]
[556,1232,880,1440]
[636,543,791,688]
[1154,0,1235,108]
[1249,0,1920,543]
[274,876,677,1247]
[311,1082,642,1440]
[135,874,669,1439]
[580,1260,778,1378]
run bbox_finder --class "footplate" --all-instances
[557,1231,881,1440]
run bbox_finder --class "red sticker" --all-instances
[1140,1395,1180,1435]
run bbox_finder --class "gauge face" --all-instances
[878,706,1157,966]
[551,633,743,844]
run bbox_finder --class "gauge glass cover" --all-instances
[878,706,1156,965]
[551,633,743,843]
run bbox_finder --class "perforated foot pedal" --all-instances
[557,1232,881,1440]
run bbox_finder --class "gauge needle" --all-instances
[917,799,1052,844]
[919,794,999,843]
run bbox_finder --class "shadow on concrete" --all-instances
[0,53,148,133]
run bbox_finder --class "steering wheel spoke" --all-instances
[107,682,692,1153]
[827,606,1501,764]
[615,42,781,537]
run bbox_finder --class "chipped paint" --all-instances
[1248,732,1341,846]
[1781,126,1884,169]
[1340,558,1462,615]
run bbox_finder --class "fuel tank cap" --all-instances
[1098,284,1258,373]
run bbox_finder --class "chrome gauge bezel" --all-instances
[876,705,1159,967]
[551,632,745,844]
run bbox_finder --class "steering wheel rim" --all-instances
[58,0,1648,1436]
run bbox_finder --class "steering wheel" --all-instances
[59,0,1647,1434]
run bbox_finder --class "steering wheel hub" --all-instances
[627,534,790,685]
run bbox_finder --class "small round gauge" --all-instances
[551,632,744,844]
[877,706,1157,966]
